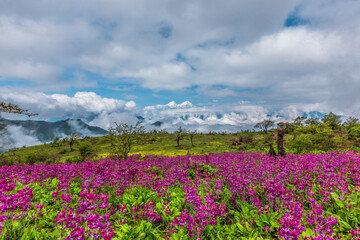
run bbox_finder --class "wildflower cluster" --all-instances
[0,151,359,239]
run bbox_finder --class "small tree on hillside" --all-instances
[322,112,342,130]
[110,122,145,160]
[343,117,359,129]
[107,128,116,147]
[277,122,296,134]
[293,116,307,128]
[69,133,79,151]
[189,130,197,147]
[254,120,274,134]
[304,118,320,126]
[175,127,186,147]
[78,141,94,160]
[51,136,61,147]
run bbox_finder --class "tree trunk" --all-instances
[269,143,277,159]
[277,128,286,158]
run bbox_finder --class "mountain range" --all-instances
[0,118,107,152]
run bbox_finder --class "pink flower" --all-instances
[61,194,72,203]
[36,204,44,210]
[51,191,59,198]
[101,228,114,240]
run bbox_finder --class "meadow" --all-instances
[1,151,360,239]
[2,125,359,165]
[1,119,360,239]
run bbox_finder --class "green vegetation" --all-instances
[1,112,360,166]
[1,112,360,239]
[109,122,146,159]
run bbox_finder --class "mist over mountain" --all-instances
[132,101,327,133]
[0,118,107,152]
[0,98,327,152]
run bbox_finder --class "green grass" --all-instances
[1,128,360,165]
[0,133,234,162]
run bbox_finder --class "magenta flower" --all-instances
[35,204,43,210]
[98,201,109,209]
[61,194,72,203]
[51,190,59,198]
[101,228,114,240]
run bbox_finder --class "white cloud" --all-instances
[0,0,360,118]
[0,91,136,120]
[0,91,333,134]
[89,112,139,130]
[0,1,298,87]
[0,16,98,85]
[132,63,192,90]
[140,100,329,132]
[144,101,193,111]
[0,60,59,83]
[0,125,42,151]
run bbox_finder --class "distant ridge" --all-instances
[0,118,108,143]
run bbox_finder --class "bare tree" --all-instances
[254,120,274,134]
[69,133,79,151]
[109,122,145,159]
[0,102,38,117]
[175,126,185,147]
[189,130,197,147]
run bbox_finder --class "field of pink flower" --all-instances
[1,152,360,239]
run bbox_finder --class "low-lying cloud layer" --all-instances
[0,91,329,132]
[0,89,339,150]
[0,125,42,151]
[0,91,136,120]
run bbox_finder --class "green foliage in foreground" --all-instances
[2,152,360,239]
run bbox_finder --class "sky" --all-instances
[0,0,360,132]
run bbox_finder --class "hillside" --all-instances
[0,118,108,152]
[1,119,360,165]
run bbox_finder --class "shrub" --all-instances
[288,135,315,154]
[109,122,145,160]
[349,126,360,139]
[66,155,83,163]
[78,142,93,160]
[0,154,15,166]
[25,152,49,165]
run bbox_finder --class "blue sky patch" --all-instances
[284,7,310,27]
[158,23,172,39]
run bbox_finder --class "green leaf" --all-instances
[330,192,344,208]
[302,228,315,237]
[236,223,246,233]
[340,220,352,230]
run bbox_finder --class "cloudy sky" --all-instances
[0,0,360,131]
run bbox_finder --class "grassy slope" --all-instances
[1,129,359,164]
[2,133,242,163]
